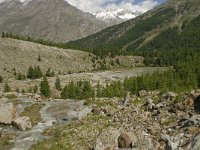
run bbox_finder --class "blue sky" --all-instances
[66,0,167,13]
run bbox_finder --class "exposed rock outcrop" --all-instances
[12,116,32,131]
[0,103,16,124]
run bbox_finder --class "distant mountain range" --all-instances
[0,0,146,42]
[0,0,106,42]
[93,9,143,25]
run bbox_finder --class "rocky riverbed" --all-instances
[0,96,91,150]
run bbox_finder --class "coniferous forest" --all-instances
[1,6,200,98]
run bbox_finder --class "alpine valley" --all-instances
[0,0,200,150]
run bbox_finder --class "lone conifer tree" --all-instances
[1,32,5,38]
[55,76,62,91]
[37,54,41,62]
[40,76,51,97]
[27,66,34,79]
[4,82,11,92]
[0,75,3,83]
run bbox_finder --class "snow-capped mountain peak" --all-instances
[93,9,143,22]
[0,0,27,3]
[0,0,32,5]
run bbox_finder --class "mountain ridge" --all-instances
[0,0,107,42]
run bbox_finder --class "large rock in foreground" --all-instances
[118,132,137,148]
[0,103,16,124]
[12,116,32,131]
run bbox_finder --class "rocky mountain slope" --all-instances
[0,0,106,42]
[0,37,95,78]
[67,0,200,55]
[0,37,144,79]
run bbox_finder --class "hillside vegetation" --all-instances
[0,37,144,80]
[67,0,200,57]
[64,0,200,95]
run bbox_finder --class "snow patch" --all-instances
[93,8,142,21]
[0,0,32,4]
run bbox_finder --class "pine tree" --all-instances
[17,72,26,80]
[35,66,43,78]
[15,88,19,93]
[21,89,25,94]
[38,54,41,62]
[0,75,3,83]
[4,83,11,92]
[46,67,54,77]
[27,65,43,79]
[2,32,5,38]
[40,76,51,97]
[61,85,69,99]
[67,81,76,99]
[27,66,34,79]
[110,60,115,66]
[116,59,121,65]
[82,81,92,99]
[55,76,62,91]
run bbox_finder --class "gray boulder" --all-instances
[156,102,164,108]
[180,115,200,127]
[139,90,147,97]
[123,91,131,105]
[12,116,32,131]
[145,98,156,111]
[161,134,178,150]
[191,134,200,150]
[161,133,188,150]
[0,103,16,124]
[163,92,177,101]
[34,94,42,102]
[118,132,137,148]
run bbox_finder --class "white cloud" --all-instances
[65,0,159,13]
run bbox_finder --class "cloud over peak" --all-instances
[65,0,161,13]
